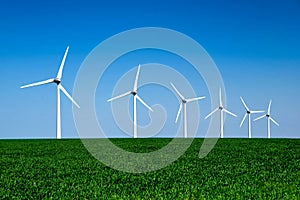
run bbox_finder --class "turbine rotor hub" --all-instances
[54,79,61,85]
[182,99,187,103]
[247,110,251,114]
[266,114,270,117]
[219,106,223,110]
[131,91,137,96]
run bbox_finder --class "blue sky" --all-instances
[0,0,299,138]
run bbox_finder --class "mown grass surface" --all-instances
[0,138,299,199]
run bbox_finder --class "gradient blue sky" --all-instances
[0,0,299,138]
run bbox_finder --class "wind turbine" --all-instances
[107,65,153,138]
[254,100,279,139]
[205,88,237,138]
[20,46,80,139]
[240,97,264,138]
[170,82,205,138]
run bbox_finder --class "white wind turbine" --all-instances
[205,88,237,138]
[239,97,264,138]
[170,83,205,138]
[107,65,153,138]
[20,46,80,139]
[254,100,279,139]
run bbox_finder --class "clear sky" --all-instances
[0,0,299,139]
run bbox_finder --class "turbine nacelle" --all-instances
[53,78,61,85]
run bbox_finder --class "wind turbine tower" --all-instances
[107,65,153,138]
[240,97,264,138]
[20,46,80,139]
[254,100,279,139]
[205,88,237,138]
[170,82,205,138]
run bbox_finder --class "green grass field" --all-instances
[1,138,299,199]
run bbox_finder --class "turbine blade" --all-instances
[240,113,247,127]
[133,64,141,92]
[56,46,69,80]
[136,95,153,112]
[270,117,279,126]
[251,110,264,114]
[58,84,80,108]
[268,100,272,115]
[254,114,265,121]
[240,96,249,111]
[186,96,206,102]
[205,107,219,119]
[170,82,185,100]
[223,108,237,117]
[219,88,222,107]
[20,78,54,89]
[175,103,182,123]
[107,91,132,102]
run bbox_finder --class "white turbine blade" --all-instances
[136,95,153,112]
[58,84,80,108]
[56,46,69,80]
[170,82,185,100]
[251,110,264,114]
[133,64,141,92]
[223,108,237,117]
[175,103,182,123]
[240,113,247,127]
[219,88,222,107]
[270,117,279,126]
[205,107,219,119]
[240,97,249,111]
[186,96,206,102]
[254,114,265,121]
[20,78,54,89]
[107,91,132,102]
[268,100,272,115]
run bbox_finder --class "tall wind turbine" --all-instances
[170,82,205,138]
[20,46,80,139]
[107,65,153,138]
[240,97,264,138]
[254,100,279,139]
[205,88,237,138]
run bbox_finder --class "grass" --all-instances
[0,138,299,199]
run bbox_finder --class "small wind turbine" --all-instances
[205,88,237,138]
[254,100,279,139]
[107,65,153,138]
[240,97,264,138]
[20,46,80,139]
[170,82,205,138]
